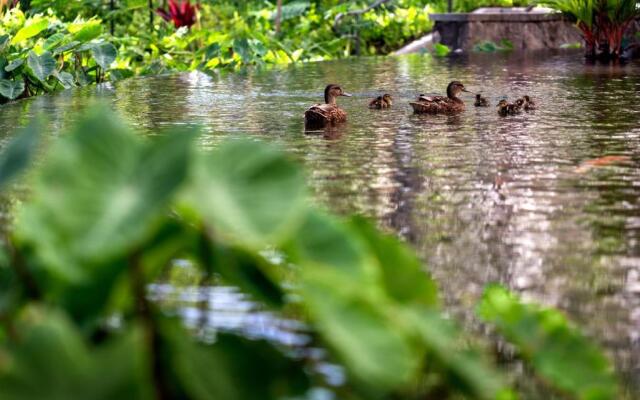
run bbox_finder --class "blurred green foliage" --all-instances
[0,107,620,399]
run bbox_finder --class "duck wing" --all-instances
[304,103,347,126]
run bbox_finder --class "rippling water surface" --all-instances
[1,51,639,396]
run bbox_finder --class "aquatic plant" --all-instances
[156,0,198,29]
[542,0,640,59]
[0,106,620,399]
[0,9,117,102]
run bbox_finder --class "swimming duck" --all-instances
[304,84,351,128]
[369,94,393,109]
[474,93,490,107]
[522,95,536,111]
[410,81,469,114]
[497,100,509,116]
[497,99,522,116]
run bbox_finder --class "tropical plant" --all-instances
[542,0,640,59]
[0,8,117,102]
[0,107,620,399]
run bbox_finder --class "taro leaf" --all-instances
[433,43,451,57]
[409,310,508,400]
[15,108,195,282]
[169,325,310,400]
[91,42,117,70]
[53,40,81,55]
[69,19,103,42]
[27,51,56,82]
[233,38,251,62]
[4,58,24,73]
[0,35,9,53]
[0,79,25,101]
[478,285,618,400]
[11,18,49,45]
[0,118,40,190]
[349,216,439,308]
[188,140,307,249]
[0,310,152,400]
[299,265,421,394]
[54,70,75,89]
[44,33,66,51]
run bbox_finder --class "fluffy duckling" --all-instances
[369,93,393,109]
[410,81,470,114]
[304,84,351,128]
[474,93,490,107]
[522,95,536,111]
[497,99,523,116]
[497,99,510,116]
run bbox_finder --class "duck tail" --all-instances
[304,107,328,127]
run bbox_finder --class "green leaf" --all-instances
[53,40,81,55]
[169,324,310,400]
[11,18,49,45]
[0,118,40,190]
[109,68,134,81]
[188,140,307,249]
[478,285,618,400]
[44,33,66,51]
[0,79,24,100]
[15,108,195,282]
[91,42,117,70]
[433,43,451,57]
[69,19,103,42]
[54,70,75,89]
[27,51,56,82]
[4,58,24,73]
[349,216,439,308]
[300,265,422,393]
[0,309,152,400]
[0,35,9,53]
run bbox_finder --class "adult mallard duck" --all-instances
[369,93,393,109]
[522,95,536,111]
[410,81,470,114]
[304,84,351,128]
[474,93,490,107]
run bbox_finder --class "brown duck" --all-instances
[497,99,522,116]
[304,84,351,128]
[410,81,469,114]
[369,93,393,109]
[474,93,489,107]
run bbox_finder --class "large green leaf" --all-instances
[478,285,618,400]
[69,19,103,42]
[54,70,75,89]
[0,79,24,100]
[0,309,151,400]
[169,325,310,400]
[349,216,439,307]
[188,139,307,249]
[91,42,117,70]
[300,265,422,394]
[27,51,56,82]
[0,119,40,190]
[4,58,24,73]
[15,109,195,282]
[11,18,49,45]
[43,33,66,51]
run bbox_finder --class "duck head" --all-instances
[324,84,352,104]
[496,99,508,109]
[446,81,470,99]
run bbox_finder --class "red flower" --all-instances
[157,0,198,29]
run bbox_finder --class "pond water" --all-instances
[1,50,640,396]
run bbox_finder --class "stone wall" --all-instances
[430,8,582,52]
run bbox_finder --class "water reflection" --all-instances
[1,50,639,395]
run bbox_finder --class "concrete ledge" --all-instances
[429,12,564,23]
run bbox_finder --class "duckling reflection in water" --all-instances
[304,84,351,128]
[410,81,470,114]
[474,93,490,107]
[369,94,393,109]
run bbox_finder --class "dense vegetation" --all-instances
[0,107,620,399]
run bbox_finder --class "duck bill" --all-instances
[341,92,352,97]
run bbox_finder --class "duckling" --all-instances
[369,93,393,109]
[474,93,490,107]
[497,99,510,116]
[511,98,525,114]
[410,81,470,114]
[304,84,351,128]
[522,95,536,111]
